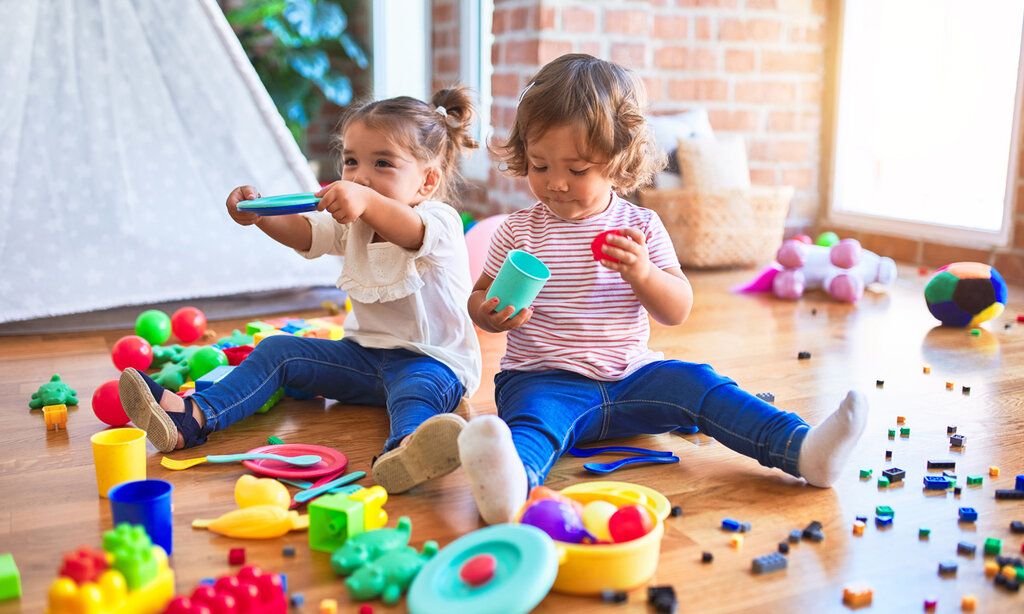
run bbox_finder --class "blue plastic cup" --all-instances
[485,249,551,317]
[108,479,174,555]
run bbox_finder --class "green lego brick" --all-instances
[899,427,910,437]
[984,537,1002,556]
[0,553,21,601]
[246,321,276,335]
[267,436,285,445]
[878,476,890,488]
[887,428,895,438]
[875,505,894,518]
[919,528,930,539]
[309,493,365,553]
[104,524,157,590]
[967,475,983,486]
[860,468,873,478]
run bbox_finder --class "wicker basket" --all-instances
[638,185,794,268]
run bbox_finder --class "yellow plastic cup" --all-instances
[91,428,147,498]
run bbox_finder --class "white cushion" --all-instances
[676,135,751,193]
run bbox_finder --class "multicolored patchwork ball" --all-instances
[925,262,1006,327]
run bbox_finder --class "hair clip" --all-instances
[517,82,535,104]
[435,105,448,117]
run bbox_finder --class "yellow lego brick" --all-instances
[961,594,977,611]
[253,330,287,346]
[852,521,865,536]
[349,485,388,531]
[729,534,743,549]
[178,381,195,391]
[989,466,1000,477]
[47,548,173,614]
[43,404,68,430]
[842,585,873,607]
[984,561,1000,578]
[320,598,338,614]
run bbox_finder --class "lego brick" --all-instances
[875,505,894,517]
[919,528,930,539]
[961,595,977,611]
[670,506,683,517]
[996,489,1024,500]
[309,493,365,553]
[246,321,276,335]
[924,476,950,490]
[59,547,108,584]
[229,548,245,566]
[945,381,954,390]
[885,450,892,460]
[899,427,910,438]
[887,428,896,439]
[946,425,956,434]
[602,589,628,603]
[320,598,338,614]
[923,366,931,374]
[842,585,873,607]
[967,475,983,486]
[984,538,1002,556]
[701,551,713,563]
[937,561,958,576]
[924,598,937,611]
[954,486,963,496]
[958,508,978,522]
[755,392,774,403]
[751,552,787,574]
[721,518,741,532]
[882,468,905,483]
[896,415,905,424]
[1016,475,1024,490]
[1010,520,1024,534]
[927,460,956,470]
[290,593,306,607]
[647,586,676,604]
[788,530,802,543]
[0,553,21,601]
[282,546,296,557]
[993,574,1020,592]
[729,534,743,548]
[195,365,236,391]
[797,351,811,360]
[859,468,873,479]
[876,380,884,388]
[985,561,1001,578]
[962,385,971,394]
[43,404,68,430]
[855,515,868,523]
[949,434,966,447]
[957,541,977,556]
[104,524,158,590]
[877,476,890,488]
[990,466,1000,477]
[875,515,893,527]
[852,521,865,536]
[165,566,286,614]
[778,541,790,554]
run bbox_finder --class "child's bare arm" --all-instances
[226,185,313,252]
[316,181,425,250]
[598,228,693,326]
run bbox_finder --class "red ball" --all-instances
[91,380,129,426]
[608,504,653,543]
[111,335,153,371]
[172,307,207,343]
[591,230,624,263]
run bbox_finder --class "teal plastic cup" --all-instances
[485,250,551,317]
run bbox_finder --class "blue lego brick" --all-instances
[957,541,976,556]
[721,518,742,532]
[938,561,958,576]
[751,552,788,574]
[923,476,949,490]
[958,507,978,522]
[875,515,893,527]
[195,365,236,391]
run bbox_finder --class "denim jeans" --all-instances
[494,360,810,489]
[192,336,465,452]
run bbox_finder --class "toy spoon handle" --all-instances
[584,455,680,474]
[207,453,321,465]
[294,471,366,503]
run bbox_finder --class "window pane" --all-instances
[833,0,1024,232]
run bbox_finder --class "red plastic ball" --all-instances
[91,379,129,427]
[608,504,653,543]
[111,335,153,371]
[459,553,497,587]
[172,307,207,343]
[590,230,624,263]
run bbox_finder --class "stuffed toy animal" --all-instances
[737,238,897,302]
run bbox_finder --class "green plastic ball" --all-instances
[134,310,171,345]
[187,346,228,380]
[815,231,840,247]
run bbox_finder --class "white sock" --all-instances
[458,415,528,525]
[797,390,868,487]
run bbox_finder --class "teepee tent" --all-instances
[0,0,340,323]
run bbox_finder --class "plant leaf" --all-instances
[283,0,346,42]
[339,32,368,70]
[263,15,304,48]
[288,49,330,80]
[314,73,353,107]
[226,0,286,27]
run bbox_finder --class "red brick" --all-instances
[676,0,739,7]
[653,15,689,39]
[579,41,602,57]
[492,8,509,34]
[612,43,648,67]
[735,81,797,104]
[510,7,530,31]
[789,24,826,45]
[812,0,828,16]
[667,78,729,101]
[539,6,557,29]
[748,139,811,163]
[642,76,665,103]
[491,72,521,98]
[782,167,815,188]
[749,167,778,185]
[746,0,778,8]
[718,18,782,43]
[539,39,574,64]
[435,53,459,74]
[762,50,823,74]
[654,46,717,71]
[605,9,650,35]
[725,49,756,72]
[799,81,823,104]
[432,1,455,23]
[708,109,760,131]
[695,17,712,40]
[562,6,596,33]
[505,39,539,65]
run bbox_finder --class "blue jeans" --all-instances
[192,336,465,452]
[494,361,810,489]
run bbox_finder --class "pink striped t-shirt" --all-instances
[482,193,681,381]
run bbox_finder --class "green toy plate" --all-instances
[237,193,320,216]
[408,524,557,614]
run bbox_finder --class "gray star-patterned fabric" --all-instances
[0,0,339,323]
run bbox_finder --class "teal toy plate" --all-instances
[408,524,557,614]
[237,193,320,216]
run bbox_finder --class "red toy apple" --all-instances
[608,504,653,543]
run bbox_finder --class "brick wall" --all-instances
[486,0,829,220]
[432,0,461,92]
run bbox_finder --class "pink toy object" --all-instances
[92,379,130,427]
[591,230,624,263]
[608,505,653,543]
[111,335,154,371]
[171,307,207,343]
[737,238,897,303]
[164,566,286,614]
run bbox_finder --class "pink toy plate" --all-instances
[243,444,347,479]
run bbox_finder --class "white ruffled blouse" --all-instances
[296,200,481,395]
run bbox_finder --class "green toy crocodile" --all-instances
[29,374,78,409]
[151,344,187,367]
[331,516,412,575]
[345,541,438,605]
[152,362,190,392]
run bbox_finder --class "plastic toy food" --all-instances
[519,499,594,544]
[235,475,291,510]
[590,229,624,263]
[608,504,653,543]
[192,505,308,539]
[581,500,618,542]
[29,374,79,409]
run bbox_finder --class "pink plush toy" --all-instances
[737,238,897,302]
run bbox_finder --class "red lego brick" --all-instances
[228,548,246,566]
[58,547,108,584]
[164,566,286,614]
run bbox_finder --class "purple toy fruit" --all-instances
[520,499,594,543]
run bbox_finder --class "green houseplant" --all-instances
[226,0,368,149]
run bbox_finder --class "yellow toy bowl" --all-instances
[517,481,670,595]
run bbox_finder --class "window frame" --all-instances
[459,0,493,182]
[824,0,1024,248]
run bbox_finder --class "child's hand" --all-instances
[476,297,534,332]
[316,180,374,224]
[226,185,262,226]
[598,228,651,284]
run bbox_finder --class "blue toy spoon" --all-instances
[583,455,680,474]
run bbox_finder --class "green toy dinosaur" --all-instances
[29,374,78,409]
[152,362,190,392]
[331,516,412,575]
[151,344,187,367]
[345,541,439,605]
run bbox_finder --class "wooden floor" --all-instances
[2,267,1023,613]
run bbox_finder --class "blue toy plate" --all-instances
[408,524,557,614]
[237,193,320,216]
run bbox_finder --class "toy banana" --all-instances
[192,504,308,539]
